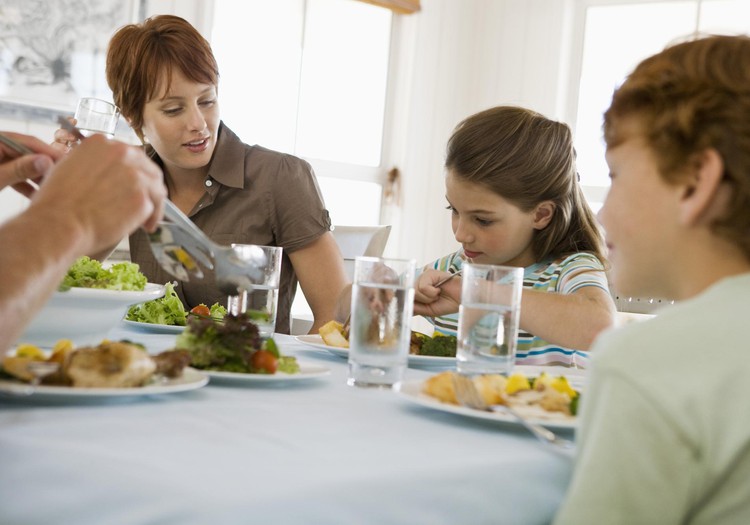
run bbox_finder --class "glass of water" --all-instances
[456,263,523,376]
[347,256,416,388]
[74,97,120,138]
[226,244,283,338]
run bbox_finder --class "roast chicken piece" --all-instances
[65,341,157,388]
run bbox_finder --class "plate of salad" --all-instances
[124,283,226,333]
[18,257,164,347]
[202,363,331,382]
[174,313,328,382]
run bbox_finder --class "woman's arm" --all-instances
[288,232,348,333]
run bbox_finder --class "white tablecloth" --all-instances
[0,324,574,525]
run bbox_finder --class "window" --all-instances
[211,0,392,225]
[571,0,750,207]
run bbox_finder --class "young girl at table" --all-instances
[53,15,347,334]
[556,35,750,523]
[413,106,616,366]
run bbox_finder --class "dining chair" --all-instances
[609,284,674,325]
[331,224,392,280]
[289,224,392,335]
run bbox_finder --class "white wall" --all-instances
[0,0,573,268]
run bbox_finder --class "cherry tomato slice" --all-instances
[251,349,278,374]
[189,304,211,317]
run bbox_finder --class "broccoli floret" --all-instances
[418,335,458,357]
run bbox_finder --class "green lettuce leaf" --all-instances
[126,282,187,326]
[60,256,146,291]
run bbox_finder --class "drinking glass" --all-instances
[74,97,120,138]
[456,263,523,376]
[347,256,416,388]
[226,244,283,338]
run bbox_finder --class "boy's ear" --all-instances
[533,201,555,230]
[679,148,725,226]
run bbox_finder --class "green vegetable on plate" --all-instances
[60,256,146,291]
[175,312,298,375]
[126,282,227,326]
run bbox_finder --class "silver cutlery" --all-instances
[451,373,575,455]
[3,361,62,397]
[0,132,33,155]
[433,269,462,288]
[149,210,267,296]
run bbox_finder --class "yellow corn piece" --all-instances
[533,371,553,390]
[15,344,45,360]
[52,339,74,354]
[172,247,197,270]
[505,373,531,395]
[550,376,578,399]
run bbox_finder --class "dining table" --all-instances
[0,323,575,525]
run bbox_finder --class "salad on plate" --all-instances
[175,312,299,375]
[125,282,226,328]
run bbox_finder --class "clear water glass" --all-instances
[347,256,416,388]
[456,263,523,376]
[226,244,283,338]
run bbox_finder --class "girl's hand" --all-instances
[414,269,452,304]
[413,275,461,317]
[413,269,462,317]
[51,117,80,153]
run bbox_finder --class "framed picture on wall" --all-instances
[0,0,143,122]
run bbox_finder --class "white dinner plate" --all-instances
[203,362,331,382]
[394,374,579,430]
[294,334,456,368]
[0,367,208,400]
[121,319,186,334]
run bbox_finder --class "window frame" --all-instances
[563,0,702,207]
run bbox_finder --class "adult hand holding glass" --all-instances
[52,98,120,151]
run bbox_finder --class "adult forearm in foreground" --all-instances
[0,211,87,352]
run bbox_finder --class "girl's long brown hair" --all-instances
[446,106,606,263]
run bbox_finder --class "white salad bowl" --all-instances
[17,283,165,348]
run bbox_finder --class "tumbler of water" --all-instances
[456,263,523,376]
[347,256,416,388]
[74,97,120,138]
[226,244,283,338]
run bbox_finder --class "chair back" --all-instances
[609,286,674,314]
[332,225,392,279]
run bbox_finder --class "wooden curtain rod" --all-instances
[355,0,421,15]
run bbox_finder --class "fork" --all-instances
[434,269,462,288]
[451,373,575,454]
[7,361,62,397]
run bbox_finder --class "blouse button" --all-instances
[205,179,213,187]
